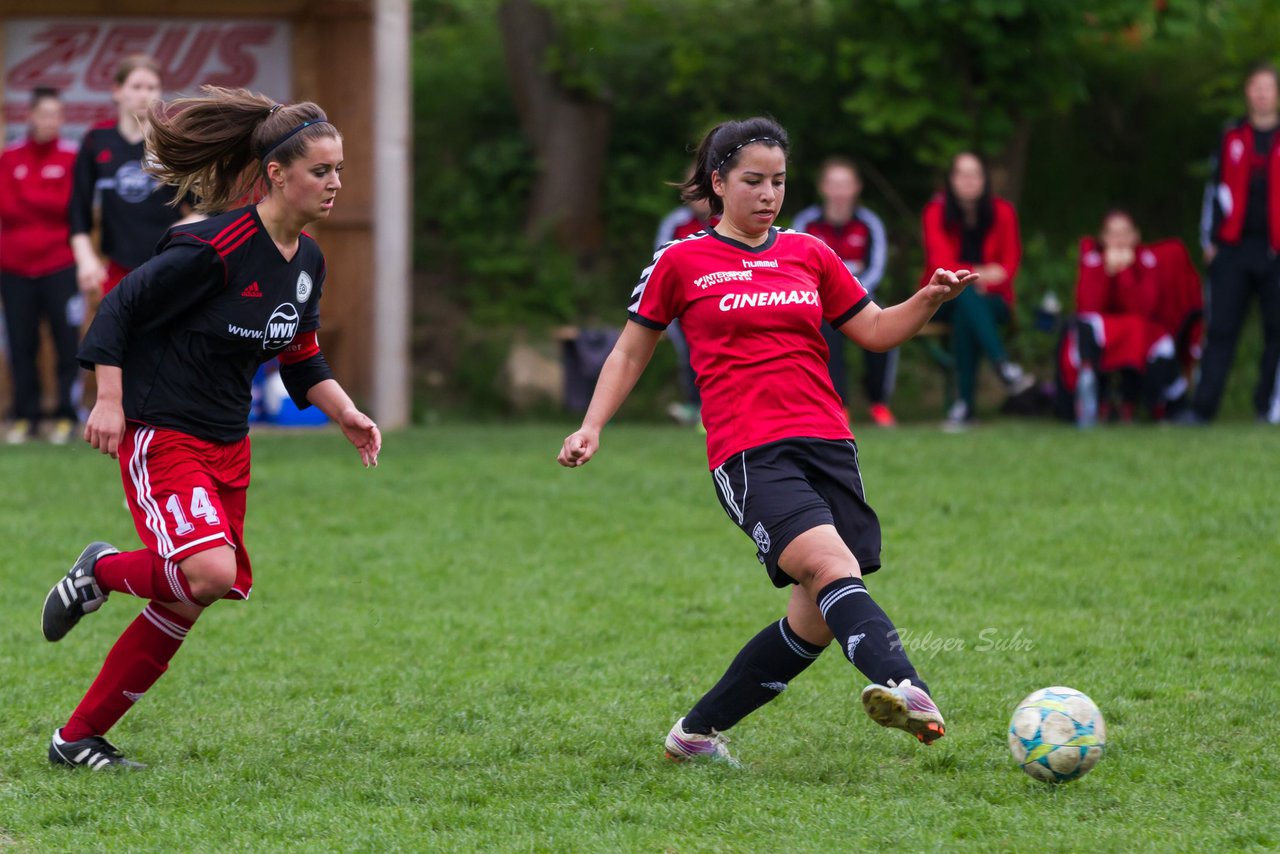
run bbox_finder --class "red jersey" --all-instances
[629,227,870,468]
[1076,239,1160,319]
[0,136,78,277]
[654,205,719,250]
[801,218,869,266]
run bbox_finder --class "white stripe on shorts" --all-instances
[129,427,175,556]
[713,461,744,524]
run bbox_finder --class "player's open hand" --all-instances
[338,407,381,468]
[84,400,125,459]
[921,268,979,305]
[558,430,599,467]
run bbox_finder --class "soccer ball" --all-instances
[1008,686,1106,783]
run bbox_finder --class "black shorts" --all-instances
[711,437,882,587]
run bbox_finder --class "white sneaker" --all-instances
[663,717,739,766]
[6,419,32,445]
[48,419,75,446]
[942,400,972,433]
[861,678,946,744]
[998,362,1036,396]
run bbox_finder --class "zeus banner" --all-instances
[3,18,292,142]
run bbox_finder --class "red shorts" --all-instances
[102,260,131,296]
[118,423,254,600]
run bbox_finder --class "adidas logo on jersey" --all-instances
[241,282,263,298]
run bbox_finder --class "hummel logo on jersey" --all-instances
[741,259,779,268]
[846,633,866,660]
[241,282,263,298]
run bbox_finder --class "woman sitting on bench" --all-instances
[921,151,1034,430]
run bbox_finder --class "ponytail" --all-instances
[678,117,789,216]
[146,86,341,213]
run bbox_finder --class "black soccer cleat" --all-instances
[49,729,145,770]
[41,541,118,642]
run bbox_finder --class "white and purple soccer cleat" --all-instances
[861,678,946,744]
[663,717,739,766]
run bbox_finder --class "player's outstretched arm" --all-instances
[558,321,663,468]
[838,268,978,352]
[306,379,381,468]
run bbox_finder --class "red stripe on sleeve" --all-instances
[278,330,320,364]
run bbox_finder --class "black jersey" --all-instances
[69,123,186,269]
[78,205,334,443]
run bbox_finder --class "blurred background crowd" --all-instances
[3,0,1279,439]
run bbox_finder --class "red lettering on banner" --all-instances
[86,25,160,91]
[206,25,274,87]
[6,25,99,89]
[154,26,220,91]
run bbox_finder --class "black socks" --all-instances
[683,618,826,734]
[816,576,927,696]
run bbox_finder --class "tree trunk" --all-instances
[497,0,611,266]
[988,120,1032,206]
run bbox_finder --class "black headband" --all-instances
[715,136,781,172]
[261,119,331,162]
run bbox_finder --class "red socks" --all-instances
[95,549,197,605]
[61,551,202,740]
[61,603,195,741]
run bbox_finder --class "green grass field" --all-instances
[1,422,1277,852]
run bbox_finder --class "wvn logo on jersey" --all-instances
[263,303,300,350]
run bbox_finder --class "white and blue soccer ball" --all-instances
[1008,686,1106,783]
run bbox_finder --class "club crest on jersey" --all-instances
[114,160,157,203]
[263,303,300,350]
[752,522,771,554]
[296,271,313,303]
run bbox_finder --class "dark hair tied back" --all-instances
[679,117,789,216]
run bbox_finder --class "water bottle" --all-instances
[1076,364,1098,429]
[1035,290,1062,332]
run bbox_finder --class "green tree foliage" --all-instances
[413,0,1280,415]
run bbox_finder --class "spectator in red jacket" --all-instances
[921,152,1033,429]
[1189,61,1280,424]
[0,88,81,445]
[1061,210,1195,422]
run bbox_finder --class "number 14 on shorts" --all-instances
[164,487,221,535]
